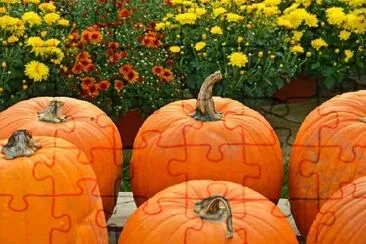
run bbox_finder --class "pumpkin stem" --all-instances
[194,195,233,239]
[1,130,42,160]
[190,71,223,122]
[37,99,68,123]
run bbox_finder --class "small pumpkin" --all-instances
[131,71,283,206]
[307,176,366,244]
[119,180,298,244]
[289,90,366,237]
[0,97,123,219]
[0,130,108,243]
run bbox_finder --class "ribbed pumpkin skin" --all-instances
[131,97,283,206]
[0,136,108,243]
[0,97,123,218]
[307,176,366,244]
[289,91,366,237]
[119,180,298,244]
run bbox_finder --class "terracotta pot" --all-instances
[115,109,145,148]
[273,75,317,103]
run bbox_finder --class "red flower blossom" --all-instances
[119,64,133,75]
[77,51,91,61]
[72,63,83,74]
[98,79,111,90]
[118,8,131,19]
[114,80,124,91]
[107,41,119,49]
[87,83,100,98]
[81,77,95,90]
[123,70,139,84]
[161,69,174,82]
[152,65,164,75]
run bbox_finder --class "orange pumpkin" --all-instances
[131,71,283,206]
[0,130,108,243]
[307,176,366,244]
[289,91,366,237]
[119,180,298,244]
[0,97,122,219]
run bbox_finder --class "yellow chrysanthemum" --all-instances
[293,31,303,41]
[210,26,223,35]
[344,49,354,62]
[39,2,56,12]
[43,13,60,25]
[311,38,328,50]
[22,11,42,26]
[58,18,70,26]
[326,7,346,26]
[169,46,181,53]
[0,7,6,14]
[213,7,227,17]
[7,35,18,43]
[25,61,49,81]
[339,30,351,40]
[24,0,41,4]
[226,13,244,22]
[194,41,206,51]
[228,52,249,67]
[291,44,304,53]
[175,13,197,25]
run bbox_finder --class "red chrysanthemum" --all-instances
[114,80,124,91]
[98,79,110,91]
[119,64,133,75]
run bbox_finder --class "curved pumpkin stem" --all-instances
[37,99,68,123]
[1,130,42,159]
[194,195,233,239]
[190,71,223,122]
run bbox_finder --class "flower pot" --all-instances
[115,109,145,148]
[273,75,317,103]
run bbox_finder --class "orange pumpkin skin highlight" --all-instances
[131,97,283,206]
[0,136,108,244]
[0,97,123,218]
[119,180,298,244]
[307,176,366,244]
[289,91,366,237]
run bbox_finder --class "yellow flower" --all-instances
[237,36,244,43]
[202,33,207,39]
[258,51,264,58]
[311,38,328,50]
[22,11,42,26]
[326,7,346,26]
[45,38,60,47]
[58,18,70,26]
[226,13,244,22]
[335,48,340,53]
[39,2,56,12]
[344,49,353,62]
[213,7,227,17]
[169,46,181,53]
[210,26,223,35]
[43,13,60,25]
[25,60,49,81]
[155,22,165,30]
[40,31,47,38]
[175,13,197,25]
[24,0,40,4]
[0,7,6,14]
[228,52,249,68]
[339,30,351,40]
[195,42,206,51]
[291,44,304,53]
[7,35,18,43]
[293,31,303,41]
[194,7,207,16]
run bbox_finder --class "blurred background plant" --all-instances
[277,0,365,90]
[0,0,72,110]
[62,0,189,117]
[154,0,305,99]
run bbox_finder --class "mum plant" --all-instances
[0,0,72,110]
[277,0,366,89]
[62,0,188,117]
[154,0,305,99]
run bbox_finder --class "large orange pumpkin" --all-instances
[307,176,366,244]
[119,180,298,244]
[0,97,123,219]
[131,71,283,206]
[289,90,366,237]
[0,130,108,243]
